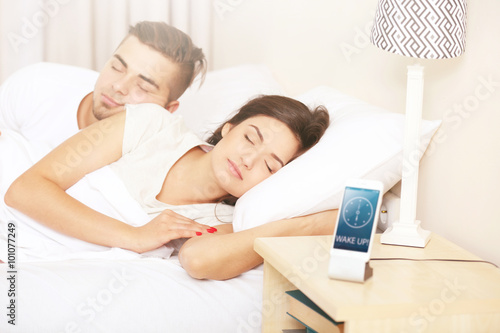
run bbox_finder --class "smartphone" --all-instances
[328,179,383,281]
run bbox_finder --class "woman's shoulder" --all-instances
[125,103,180,122]
[122,103,190,154]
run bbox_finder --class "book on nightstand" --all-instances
[284,290,343,333]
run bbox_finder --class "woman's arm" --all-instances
[4,113,132,247]
[4,112,208,252]
[178,209,338,280]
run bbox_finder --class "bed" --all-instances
[0,64,440,332]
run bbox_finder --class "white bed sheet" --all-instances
[0,257,264,333]
[0,123,265,333]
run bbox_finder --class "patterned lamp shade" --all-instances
[370,0,467,59]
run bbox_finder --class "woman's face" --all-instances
[210,115,300,198]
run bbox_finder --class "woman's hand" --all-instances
[129,210,214,253]
[179,209,338,280]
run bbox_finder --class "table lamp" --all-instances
[370,0,467,247]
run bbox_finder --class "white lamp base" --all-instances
[380,64,431,248]
[380,220,431,247]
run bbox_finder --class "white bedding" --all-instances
[0,128,264,333]
[0,128,175,262]
[0,258,263,332]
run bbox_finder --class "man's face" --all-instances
[92,35,179,120]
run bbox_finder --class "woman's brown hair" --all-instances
[207,95,330,157]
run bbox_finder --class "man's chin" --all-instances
[93,105,125,120]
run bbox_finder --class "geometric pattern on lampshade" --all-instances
[370,0,467,59]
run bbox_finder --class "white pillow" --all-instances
[232,86,441,232]
[177,64,286,139]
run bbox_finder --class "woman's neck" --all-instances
[156,147,228,205]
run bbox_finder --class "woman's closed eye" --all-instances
[265,161,274,174]
[245,134,254,145]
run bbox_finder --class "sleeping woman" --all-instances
[4,95,338,280]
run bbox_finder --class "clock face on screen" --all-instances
[342,196,373,229]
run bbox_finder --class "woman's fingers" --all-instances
[167,226,218,239]
[157,209,213,230]
[133,210,218,253]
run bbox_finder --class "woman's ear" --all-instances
[221,122,233,138]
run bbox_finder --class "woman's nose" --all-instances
[241,150,258,170]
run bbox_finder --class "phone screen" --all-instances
[333,186,380,253]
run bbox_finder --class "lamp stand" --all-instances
[380,64,431,248]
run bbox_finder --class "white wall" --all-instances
[0,0,212,83]
[212,0,500,265]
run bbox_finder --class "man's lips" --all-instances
[228,159,243,180]
[101,94,123,108]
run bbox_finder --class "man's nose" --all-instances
[112,75,132,95]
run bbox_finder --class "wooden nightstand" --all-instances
[254,233,500,333]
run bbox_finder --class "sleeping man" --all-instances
[0,21,206,146]
[0,21,206,203]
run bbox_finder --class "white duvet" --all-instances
[0,129,264,332]
[0,258,264,332]
[1,129,179,262]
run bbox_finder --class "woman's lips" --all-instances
[228,159,243,180]
[101,94,122,108]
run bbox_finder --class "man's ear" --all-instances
[221,122,233,138]
[165,100,180,113]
